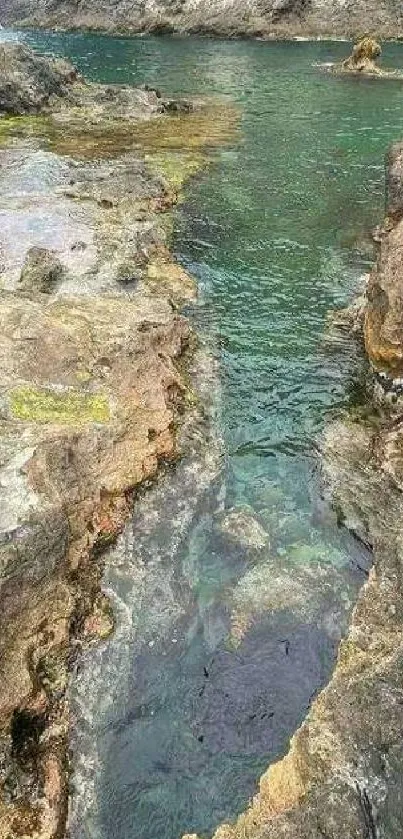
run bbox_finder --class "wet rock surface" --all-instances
[3,0,403,39]
[0,49,231,839]
[19,246,65,293]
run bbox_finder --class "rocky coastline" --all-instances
[0,43,237,839]
[2,31,403,839]
[2,0,403,41]
[182,146,403,839]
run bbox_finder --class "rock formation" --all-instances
[0,45,236,839]
[2,0,403,39]
[328,36,399,77]
[0,42,79,114]
[182,141,403,839]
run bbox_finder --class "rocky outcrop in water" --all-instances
[0,46,237,839]
[327,36,400,78]
[183,142,403,839]
[0,41,192,117]
[2,0,403,39]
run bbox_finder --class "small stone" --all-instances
[19,247,64,294]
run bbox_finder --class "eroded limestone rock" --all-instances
[364,144,403,380]
[0,42,193,119]
[3,0,403,40]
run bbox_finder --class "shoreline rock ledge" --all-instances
[183,150,403,837]
[0,44,222,839]
[2,0,403,40]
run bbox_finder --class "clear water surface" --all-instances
[7,29,403,839]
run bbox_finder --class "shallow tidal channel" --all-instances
[12,30,403,839]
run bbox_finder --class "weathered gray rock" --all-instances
[0,42,192,119]
[2,0,403,38]
[387,142,403,221]
[0,42,78,115]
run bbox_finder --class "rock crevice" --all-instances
[183,142,403,839]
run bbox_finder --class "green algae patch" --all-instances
[10,386,110,425]
[145,150,207,190]
[0,114,51,147]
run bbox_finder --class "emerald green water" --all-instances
[10,29,403,839]
[18,32,403,482]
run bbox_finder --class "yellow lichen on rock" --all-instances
[346,35,381,67]
[10,386,110,425]
[145,150,207,190]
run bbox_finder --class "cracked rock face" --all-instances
[364,144,403,381]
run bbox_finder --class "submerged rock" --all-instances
[215,506,270,553]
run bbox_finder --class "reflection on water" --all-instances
[10,29,403,839]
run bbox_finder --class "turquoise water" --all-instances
[10,29,403,839]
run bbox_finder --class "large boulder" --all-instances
[0,42,78,115]
[342,36,382,72]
